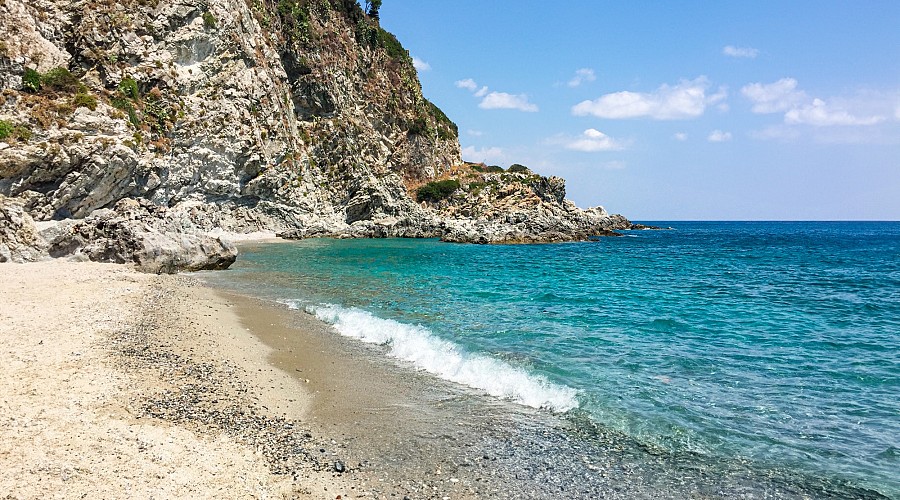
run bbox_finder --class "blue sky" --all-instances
[378,1,900,220]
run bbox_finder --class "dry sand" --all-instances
[0,260,347,499]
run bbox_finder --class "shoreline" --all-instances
[1,259,891,499]
[200,261,892,499]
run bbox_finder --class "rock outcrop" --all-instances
[1,194,236,270]
[0,0,634,271]
[0,195,47,263]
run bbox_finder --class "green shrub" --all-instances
[202,11,217,29]
[416,179,460,203]
[111,97,140,127]
[472,164,504,173]
[22,68,41,92]
[507,163,530,173]
[0,120,31,142]
[277,0,311,41]
[0,120,12,140]
[41,67,84,93]
[73,92,98,111]
[16,125,32,141]
[407,116,428,136]
[425,99,458,138]
[118,77,140,100]
[376,28,410,63]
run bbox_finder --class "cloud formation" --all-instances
[785,99,885,126]
[673,132,688,141]
[479,92,539,112]
[462,145,505,163]
[568,68,597,88]
[412,57,431,71]
[708,130,733,142]
[458,78,538,112]
[564,129,626,152]
[723,45,759,58]
[455,79,478,92]
[743,78,887,126]
[572,77,726,120]
[741,78,806,113]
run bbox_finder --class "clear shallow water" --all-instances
[205,222,900,497]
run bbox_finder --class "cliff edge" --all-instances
[0,0,632,270]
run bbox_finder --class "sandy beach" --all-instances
[2,259,887,499]
[0,261,353,498]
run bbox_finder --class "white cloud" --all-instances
[412,57,431,72]
[568,68,597,88]
[565,129,626,152]
[466,129,484,137]
[572,77,725,120]
[479,92,539,112]
[741,78,806,113]
[784,98,885,126]
[894,103,900,120]
[462,146,505,163]
[673,132,688,141]
[708,130,732,142]
[744,78,890,129]
[457,79,537,112]
[455,78,478,91]
[723,45,759,58]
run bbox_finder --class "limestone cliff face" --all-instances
[0,0,632,269]
[0,0,459,229]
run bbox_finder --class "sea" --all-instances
[201,221,900,498]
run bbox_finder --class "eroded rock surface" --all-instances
[0,0,634,269]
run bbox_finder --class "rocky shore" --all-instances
[1,0,635,272]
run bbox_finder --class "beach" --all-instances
[1,257,891,499]
[0,261,347,498]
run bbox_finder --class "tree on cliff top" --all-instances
[365,0,382,20]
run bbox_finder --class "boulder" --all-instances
[0,195,48,262]
[43,199,237,273]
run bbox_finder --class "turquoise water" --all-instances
[205,222,900,497]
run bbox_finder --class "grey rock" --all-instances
[0,195,48,263]
[44,199,237,273]
[0,0,636,264]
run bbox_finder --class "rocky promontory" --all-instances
[1,0,633,271]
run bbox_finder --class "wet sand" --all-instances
[1,260,888,499]
[210,280,890,499]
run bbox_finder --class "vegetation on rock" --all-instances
[72,93,98,111]
[202,11,217,29]
[416,179,460,203]
[21,66,87,95]
[0,120,31,142]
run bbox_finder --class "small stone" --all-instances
[334,460,345,473]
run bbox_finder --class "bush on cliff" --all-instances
[0,120,12,140]
[22,67,87,94]
[416,179,460,203]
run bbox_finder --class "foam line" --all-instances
[282,300,579,412]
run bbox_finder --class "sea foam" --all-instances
[282,301,579,412]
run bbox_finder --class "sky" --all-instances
[376,1,900,220]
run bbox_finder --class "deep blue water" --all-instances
[203,222,900,497]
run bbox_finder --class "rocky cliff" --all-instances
[0,0,632,270]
